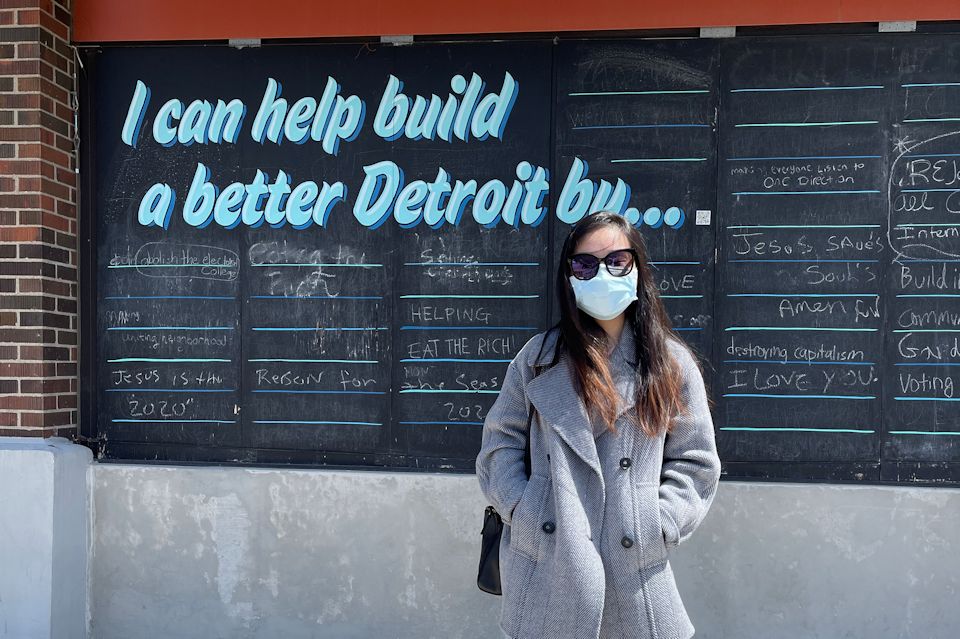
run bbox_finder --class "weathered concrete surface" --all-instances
[675,481,960,639]
[90,465,496,639]
[90,465,960,639]
[0,437,90,639]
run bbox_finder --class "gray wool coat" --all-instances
[476,326,722,639]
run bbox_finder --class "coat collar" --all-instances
[611,323,640,367]
[526,355,603,481]
[525,325,639,482]
[527,324,639,368]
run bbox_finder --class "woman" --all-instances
[476,211,722,639]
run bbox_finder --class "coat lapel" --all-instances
[526,355,603,480]
[525,326,640,480]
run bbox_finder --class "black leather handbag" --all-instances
[477,331,550,596]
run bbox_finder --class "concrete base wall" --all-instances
[0,437,90,639]
[677,482,960,638]
[1,442,956,638]
[88,464,960,639]
[90,465,493,639]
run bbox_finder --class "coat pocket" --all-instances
[509,473,549,562]
[634,483,668,569]
[656,490,679,552]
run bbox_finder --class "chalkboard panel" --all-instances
[882,35,960,483]
[93,48,245,453]
[81,32,960,485]
[715,36,892,481]
[552,39,718,383]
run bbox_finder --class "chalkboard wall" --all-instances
[80,33,960,485]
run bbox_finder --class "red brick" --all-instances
[0,327,55,342]
[0,159,40,175]
[0,294,55,310]
[0,24,40,42]
[15,40,40,58]
[55,263,74,279]
[0,192,40,208]
[0,226,40,242]
[15,7,39,25]
[40,211,68,231]
[0,93,40,110]
[54,166,75,187]
[54,199,74,217]
[53,100,71,124]
[15,76,40,92]
[19,345,69,360]
[0,260,56,277]
[16,141,42,157]
[19,311,70,329]
[19,242,68,263]
[0,1,47,11]
[55,296,74,313]
[19,278,68,295]
[37,159,57,179]
[0,428,47,437]
[52,132,72,153]
[0,395,47,410]
[18,176,41,191]
[19,378,69,393]
[0,361,57,377]
[21,410,72,427]
[0,127,41,143]
[0,58,38,75]
[18,210,40,224]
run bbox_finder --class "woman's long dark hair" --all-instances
[553,211,695,438]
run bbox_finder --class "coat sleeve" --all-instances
[658,342,722,547]
[475,353,533,526]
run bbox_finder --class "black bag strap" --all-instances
[523,327,555,478]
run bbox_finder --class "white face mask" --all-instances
[568,267,639,321]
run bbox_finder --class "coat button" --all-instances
[621,535,633,548]
[542,521,556,534]
[619,457,631,469]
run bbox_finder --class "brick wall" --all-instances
[0,0,77,437]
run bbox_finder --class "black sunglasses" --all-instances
[567,248,639,280]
